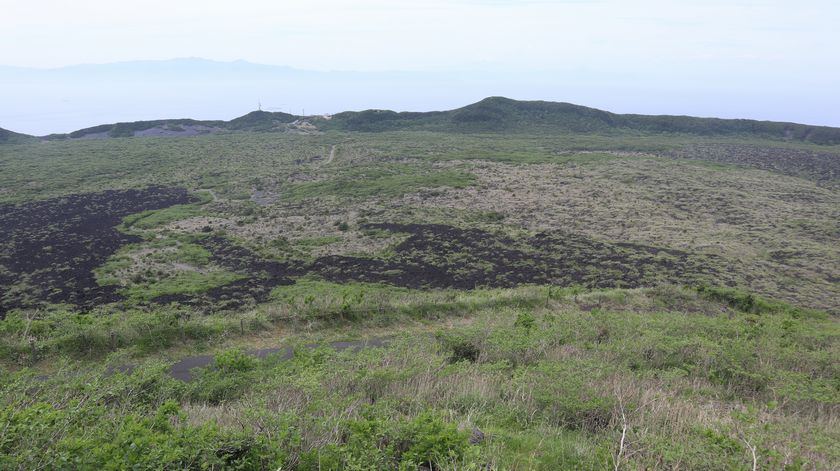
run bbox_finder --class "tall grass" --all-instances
[1,285,837,469]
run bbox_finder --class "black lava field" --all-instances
[156,223,732,310]
[0,187,194,317]
[1,189,733,315]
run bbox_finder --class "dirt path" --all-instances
[108,336,393,382]
[197,188,219,202]
[168,336,391,381]
[325,145,336,165]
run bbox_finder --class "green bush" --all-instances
[306,412,474,470]
[514,311,536,331]
[525,363,616,432]
[438,333,481,363]
[450,340,481,363]
[697,286,759,313]
[399,411,473,467]
[214,348,258,373]
[186,350,260,404]
[2,286,838,469]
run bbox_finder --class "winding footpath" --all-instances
[325,144,336,165]
[108,337,392,382]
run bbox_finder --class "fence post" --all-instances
[240,318,245,335]
[110,331,117,351]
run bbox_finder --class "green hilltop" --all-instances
[1,95,839,469]
[322,97,840,144]
[0,127,35,144]
[59,110,299,139]
[5,97,840,144]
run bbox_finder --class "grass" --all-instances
[121,270,244,302]
[319,97,840,145]
[0,133,337,203]
[1,122,839,468]
[93,233,231,296]
[121,194,211,230]
[429,148,623,165]
[0,285,837,469]
[283,166,476,200]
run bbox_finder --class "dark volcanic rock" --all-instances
[152,223,732,309]
[0,187,731,315]
[0,187,195,317]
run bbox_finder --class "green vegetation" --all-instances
[321,97,840,144]
[0,307,231,360]
[121,192,211,230]
[59,110,298,139]
[0,132,337,202]
[92,231,246,302]
[1,98,839,468]
[0,126,35,144]
[1,286,837,469]
[283,166,476,200]
[13,96,840,143]
[121,270,243,302]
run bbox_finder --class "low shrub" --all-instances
[305,411,475,470]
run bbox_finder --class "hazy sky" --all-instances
[2,0,839,133]
[3,0,836,72]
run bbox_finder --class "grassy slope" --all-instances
[8,96,840,143]
[320,97,840,144]
[1,114,839,468]
[30,110,301,139]
[1,286,837,469]
[0,127,35,144]
[0,131,838,312]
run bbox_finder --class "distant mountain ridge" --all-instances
[5,97,840,144]
[0,127,35,144]
[323,97,840,144]
[0,58,297,75]
[55,110,300,139]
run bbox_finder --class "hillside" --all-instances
[1,102,839,469]
[0,127,34,144]
[53,110,300,139]
[5,97,840,144]
[322,97,840,144]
